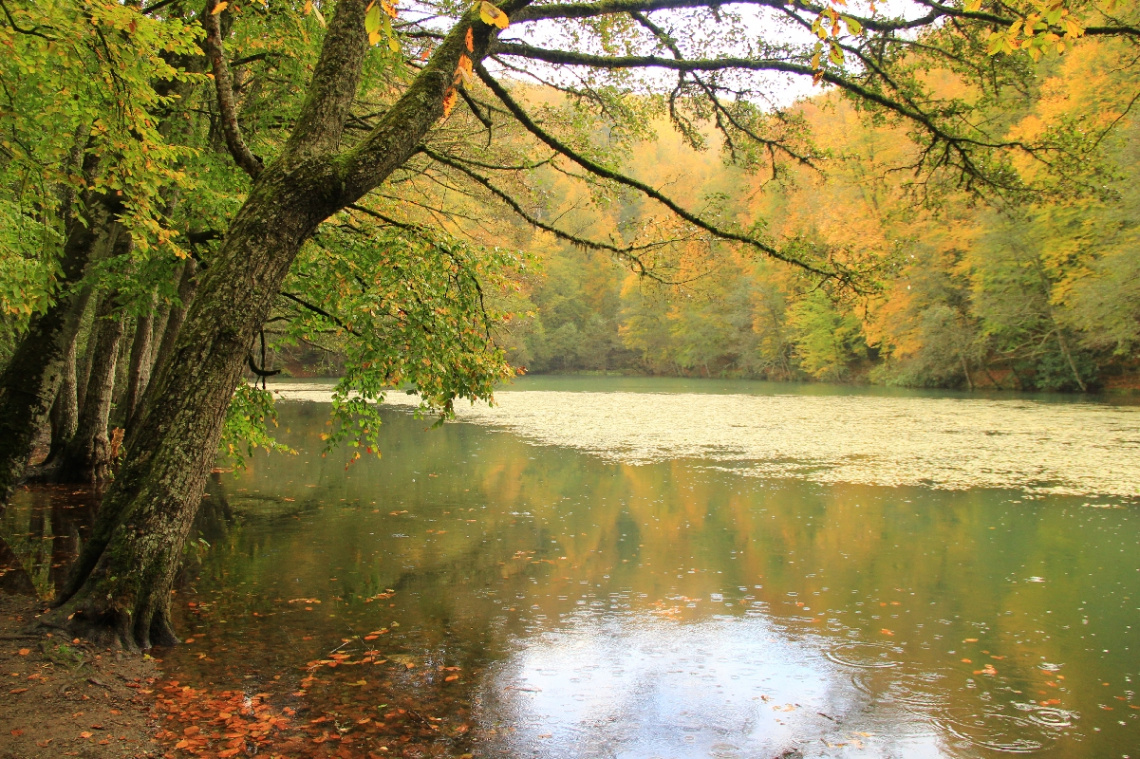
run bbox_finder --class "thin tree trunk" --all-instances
[148,259,198,389]
[45,321,83,465]
[148,298,173,374]
[123,297,156,432]
[1055,330,1088,393]
[959,354,974,391]
[0,180,117,504]
[55,281,128,484]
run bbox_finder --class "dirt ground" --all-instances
[0,594,162,759]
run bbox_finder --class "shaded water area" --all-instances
[3,378,1139,758]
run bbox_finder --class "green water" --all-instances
[3,378,1138,757]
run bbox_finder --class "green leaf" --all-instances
[828,41,844,66]
[365,3,382,35]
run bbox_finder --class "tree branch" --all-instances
[285,0,370,159]
[476,63,845,281]
[0,0,56,40]
[420,145,681,281]
[279,291,360,335]
[202,0,262,179]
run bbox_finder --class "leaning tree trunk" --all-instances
[56,287,128,484]
[50,0,482,649]
[0,185,117,504]
[52,177,334,647]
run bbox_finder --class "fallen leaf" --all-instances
[17,649,29,656]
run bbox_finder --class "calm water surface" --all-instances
[4,377,1139,758]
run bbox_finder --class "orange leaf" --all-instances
[442,88,458,117]
[880,629,893,636]
[465,27,474,52]
[17,648,29,656]
[79,732,93,739]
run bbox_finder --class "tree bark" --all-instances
[51,0,491,649]
[55,284,128,484]
[147,258,198,394]
[45,314,84,465]
[123,291,157,431]
[0,183,117,504]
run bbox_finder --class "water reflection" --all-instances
[2,384,1139,758]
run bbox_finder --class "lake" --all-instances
[3,377,1139,758]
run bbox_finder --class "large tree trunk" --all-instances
[0,185,117,504]
[50,0,486,649]
[53,181,329,647]
[55,284,128,484]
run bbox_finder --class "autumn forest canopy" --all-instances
[0,0,1138,648]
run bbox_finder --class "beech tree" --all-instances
[1,0,1137,647]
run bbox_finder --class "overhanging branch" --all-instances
[476,63,844,281]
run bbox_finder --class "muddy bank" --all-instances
[0,595,161,759]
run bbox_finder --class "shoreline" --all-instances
[0,594,161,759]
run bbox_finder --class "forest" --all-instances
[1,0,1139,653]
[483,46,1140,391]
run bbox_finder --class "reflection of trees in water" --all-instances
[156,403,1136,758]
[0,534,35,595]
[0,486,97,598]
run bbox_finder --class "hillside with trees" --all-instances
[488,39,1140,391]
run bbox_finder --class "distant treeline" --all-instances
[484,40,1140,393]
[265,40,1140,393]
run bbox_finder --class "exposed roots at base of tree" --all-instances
[40,594,180,652]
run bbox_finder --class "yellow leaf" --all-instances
[211,1,228,14]
[478,1,508,29]
[313,5,325,26]
[369,30,381,46]
[965,0,982,10]
[388,36,400,52]
[303,0,312,13]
